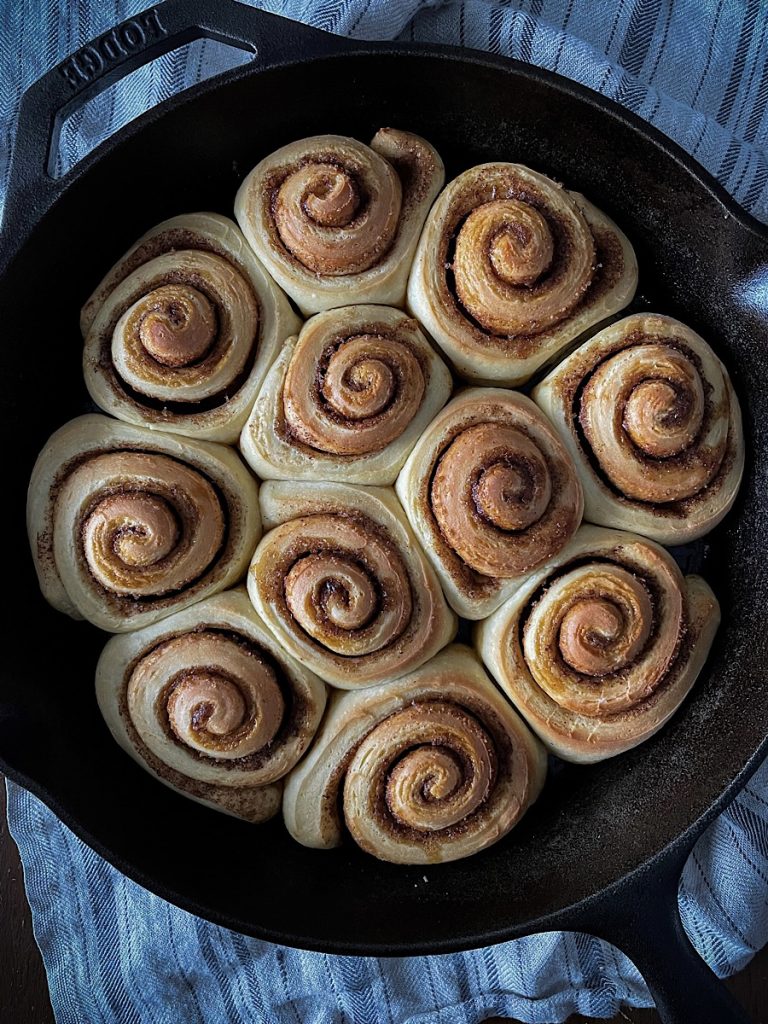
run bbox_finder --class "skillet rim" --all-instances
[2,39,767,266]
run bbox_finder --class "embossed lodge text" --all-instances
[59,9,166,88]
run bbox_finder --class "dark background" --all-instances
[3,782,767,1024]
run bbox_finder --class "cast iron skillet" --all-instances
[1,2,767,1021]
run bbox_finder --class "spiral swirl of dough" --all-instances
[247,481,457,688]
[27,415,260,632]
[270,145,402,276]
[81,212,300,442]
[278,514,413,657]
[476,526,721,762]
[522,561,679,716]
[75,452,225,599]
[532,314,745,544]
[407,162,637,385]
[130,632,285,766]
[96,590,326,822]
[235,130,445,314]
[282,645,546,863]
[108,254,256,401]
[240,305,452,485]
[396,388,583,619]
[284,332,423,456]
[452,192,594,335]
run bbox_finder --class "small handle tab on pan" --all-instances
[570,844,751,1024]
[2,0,353,248]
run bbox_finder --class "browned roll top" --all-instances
[531,314,745,544]
[579,342,724,504]
[106,252,258,403]
[248,481,457,688]
[282,645,545,863]
[272,151,403,276]
[134,631,286,762]
[522,559,681,718]
[269,513,413,657]
[283,326,426,456]
[451,190,595,337]
[427,400,583,580]
[350,699,497,838]
[73,451,226,601]
[131,283,218,367]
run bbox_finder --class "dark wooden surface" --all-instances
[2,778,767,1024]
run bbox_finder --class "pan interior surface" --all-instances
[1,52,766,953]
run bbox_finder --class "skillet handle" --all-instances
[573,845,751,1024]
[3,0,351,236]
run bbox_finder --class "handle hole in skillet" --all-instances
[51,38,254,179]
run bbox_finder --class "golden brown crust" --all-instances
[82,213,300,443]
[475,525,720,762]
[532,313,745,543]
[96,589,326,822]
[248,481,457,688]
[239,305,452,485]
[282,645,546,863]
[27,415,260,631]
[395,388,584,619]
[407,164,637,385]
[235,131,445,315]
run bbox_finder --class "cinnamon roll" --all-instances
[247,481,457,688]
[81,212,300,443]
[96,589,326,822]
[234,130,444,315]
[532,313,744,544]
[283,645,546,864]
[27,415,260,632]
[395,389,584,619]
[407,163,637,385]
[476,525,720,762]
[240,305,452,485]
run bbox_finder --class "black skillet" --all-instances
[1,2,767,1022]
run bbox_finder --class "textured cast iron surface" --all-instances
[1,42,767,954]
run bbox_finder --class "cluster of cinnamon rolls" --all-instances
[28,128,743,865]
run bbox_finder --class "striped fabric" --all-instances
[3,1,768,1021]
[7,766,768,1022]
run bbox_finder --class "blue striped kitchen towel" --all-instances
[3,2,768,1022]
